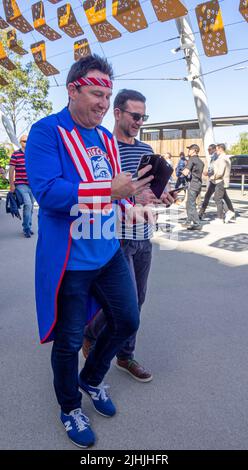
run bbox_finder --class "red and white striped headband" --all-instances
[70,76,113,89]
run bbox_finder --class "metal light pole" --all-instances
[175,15,215,162]
[0,104,19,148]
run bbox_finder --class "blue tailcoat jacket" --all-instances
[26,107,119,343]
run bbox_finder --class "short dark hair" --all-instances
[114,89,146,110]
[216,143,226,151]
[208,144,216,151]
[66,54,114,87]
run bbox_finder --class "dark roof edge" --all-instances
[141,116,248,131]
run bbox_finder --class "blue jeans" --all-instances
[51,248,139,414]
[16,184,34,232]
[84,239,152,360]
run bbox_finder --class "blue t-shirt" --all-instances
[66,126,119,270]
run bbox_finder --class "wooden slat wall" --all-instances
[143,137,206,170]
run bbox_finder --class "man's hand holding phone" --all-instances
[135,188,161,206]
[111,165,154,200]
[160,191,175,207]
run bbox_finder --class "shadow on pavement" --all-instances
[210,233,248,252]
[176,229,209,241]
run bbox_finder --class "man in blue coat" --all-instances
[25,55,153,448]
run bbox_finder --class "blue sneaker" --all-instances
[23,230,31,238]
[79,381,116,417]
[60,408,95,448]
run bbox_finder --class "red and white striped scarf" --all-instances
[58,125,120,213]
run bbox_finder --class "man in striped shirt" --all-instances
[9,135,34,238]
[83,89,175,382]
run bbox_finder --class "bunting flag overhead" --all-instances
[74,38,91,61]
[0,0,246,80]
[32,1,61,41]
[195,0,228,57]
[112,0,148,32]
[7,29,28,55]
[0,41,17,70]
[3,0,34,33]
[83,0,121,42]
[0,16,9,29]
[31,40,59,76]
[239,0,248,21]
[58,4,84,38]
[151,0,188,22]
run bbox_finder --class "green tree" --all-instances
[0,146,10,189]
[229,132,248,155]
[0,145,10,169]
[0,33,53,136]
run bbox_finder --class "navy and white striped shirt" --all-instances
[119,139,154,240]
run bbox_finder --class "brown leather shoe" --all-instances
[82,337,94,359]
[116,359,153,382]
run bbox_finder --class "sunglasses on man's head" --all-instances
[120,109,149,122]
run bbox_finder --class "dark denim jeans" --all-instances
[201,182,215,211]
[201,181,234,215]
[175,176,187,189]
[84,239,152,360]
[16,184,34,232]
[223,189,234,213]
[214,181,225,219]
[51,248,139,414]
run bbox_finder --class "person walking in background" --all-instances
[182,144,204,230]
[83,89,175,382]
[165,152,173,168]
[216,144,235,223]
[199,144,218,220]
[164,152,174,184]
[25,55,154,449]
[9,135,34,238]
[175,151,188,189]
[199,144,235,223]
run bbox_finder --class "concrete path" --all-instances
[155,189,248,267]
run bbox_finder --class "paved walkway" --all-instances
[154,189,248,267]
[1,190,248,450]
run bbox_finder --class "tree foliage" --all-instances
[229,132,248,155]
[0,33,53,137]
[0,145,10,169]
[0,146,10,189]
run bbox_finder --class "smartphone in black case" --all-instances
[169,185,188,196]
[136,154,173,198]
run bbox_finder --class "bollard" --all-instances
[241,174,245,196]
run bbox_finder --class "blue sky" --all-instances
[1,0,248,146]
